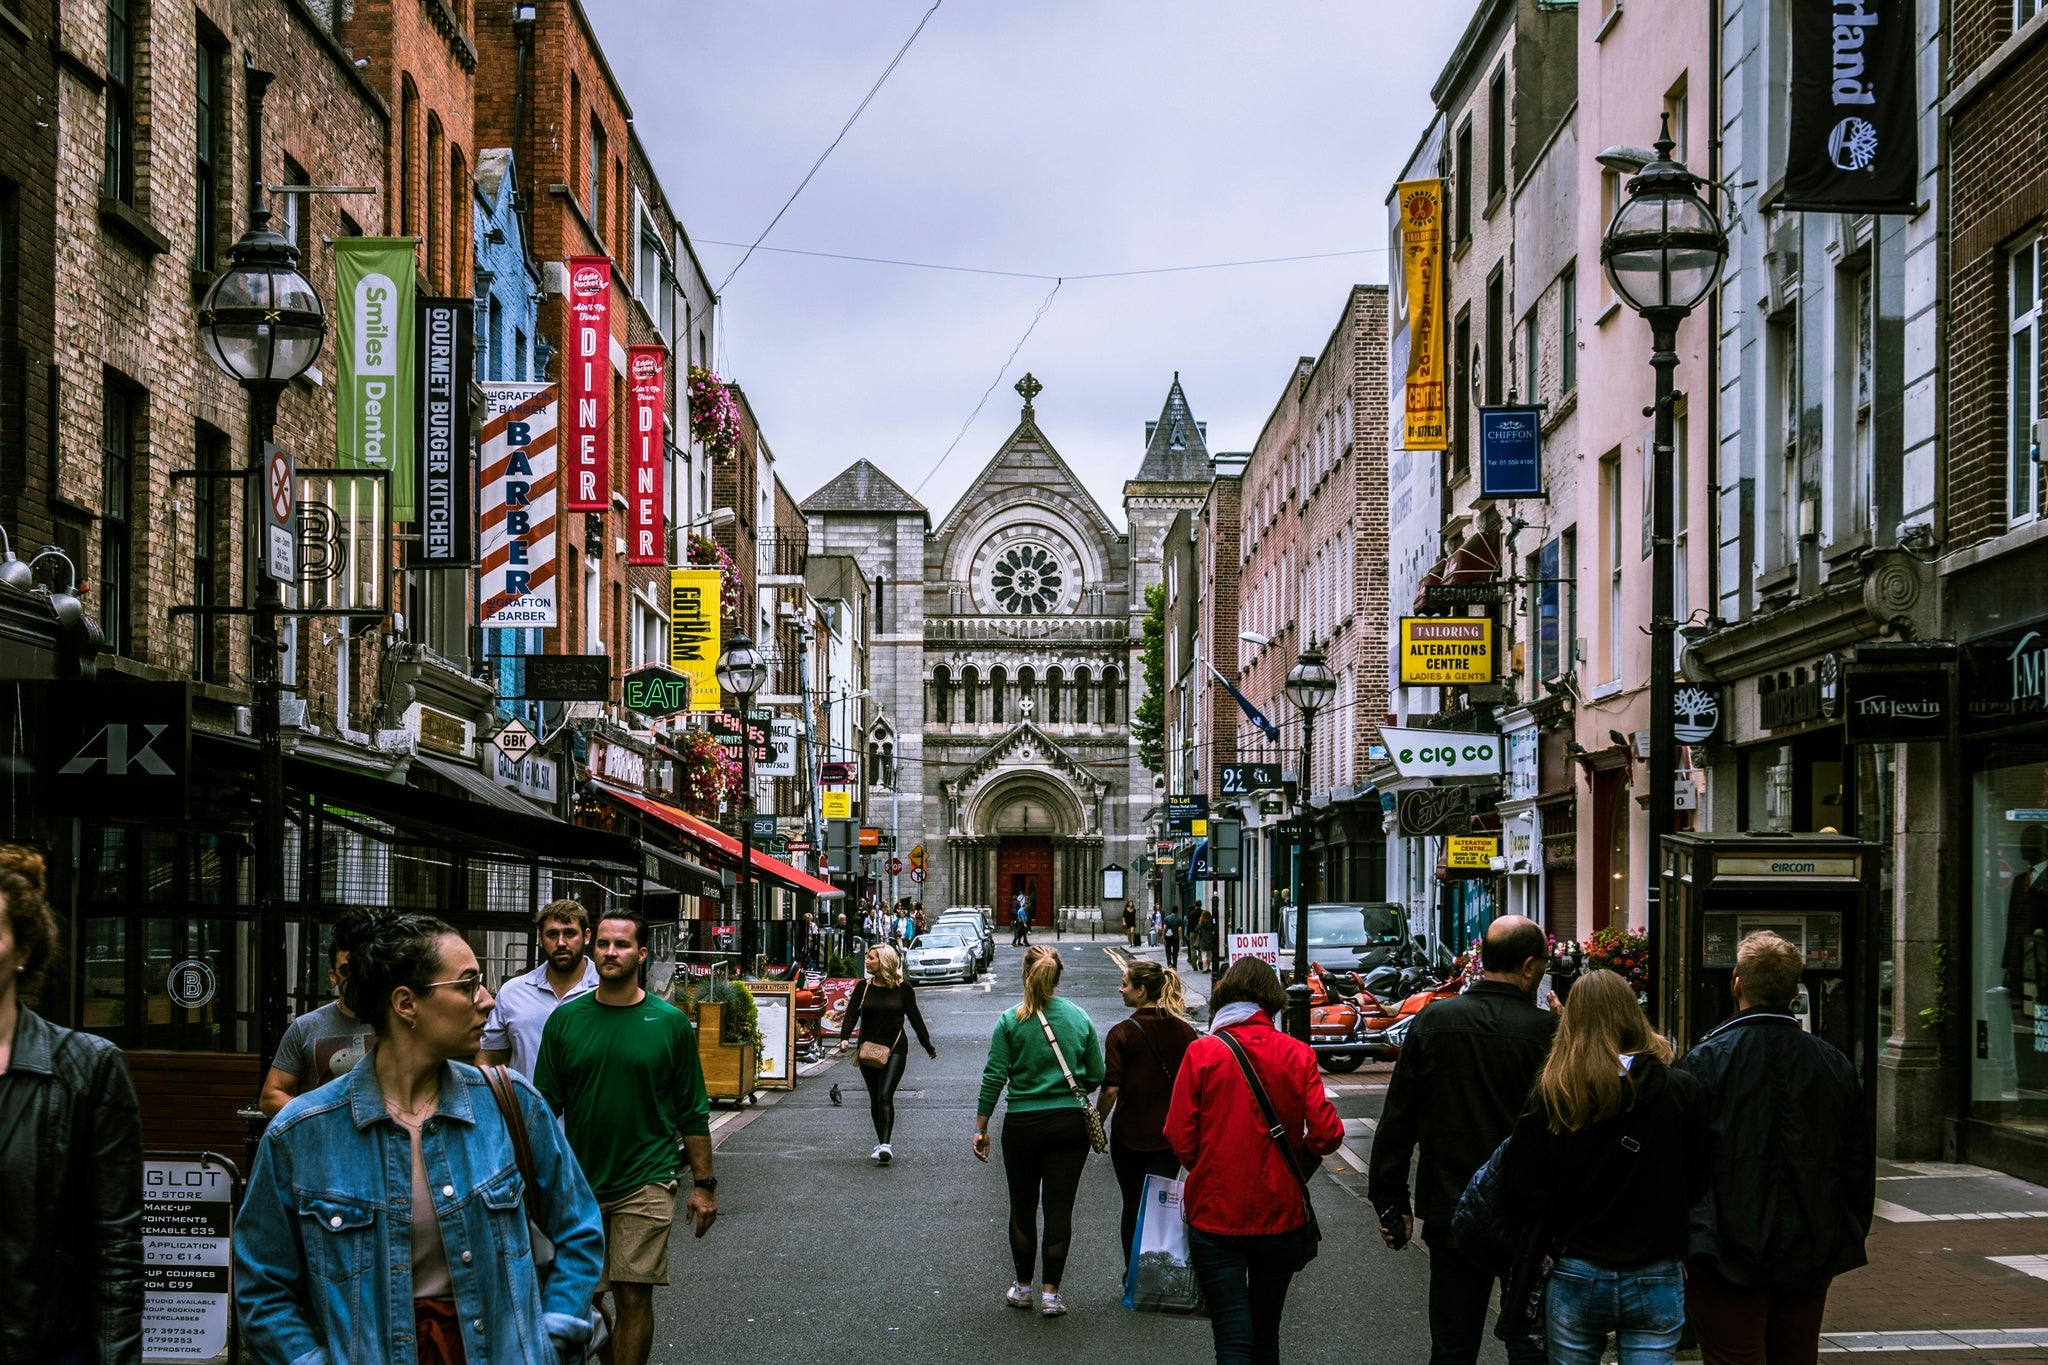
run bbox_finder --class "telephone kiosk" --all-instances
[1659,831,1882,1098]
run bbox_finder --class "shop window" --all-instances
[1971,740,2048,1136]
[82,917,128,1031]
[2010,236,2042,527]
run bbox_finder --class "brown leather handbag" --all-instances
[857,1028,903,1069]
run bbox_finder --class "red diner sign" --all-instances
[563,256,611,510]
[626,345,666,564]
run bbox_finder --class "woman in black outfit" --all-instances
[1499,969,1712,1364]
[839,943,936,1166]
[1097,959,1199,1258]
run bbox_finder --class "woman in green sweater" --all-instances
[974,944,1106,1318]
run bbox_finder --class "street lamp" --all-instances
[197,204,327,1070]
[1599,113,1726,1026]
[716,633,768,970]
[1282,639,1337,1041]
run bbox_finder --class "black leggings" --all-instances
[859,1047,907,1143]
[1001,1108,1090,1287]
[1110,1134,1181,1259]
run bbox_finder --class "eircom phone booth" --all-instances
[1659,832,1882,1097]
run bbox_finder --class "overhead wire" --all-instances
[698,239,1390,282]
[716,0,945,293]
[911,277,1062,496]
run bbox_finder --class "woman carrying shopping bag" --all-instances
[974,945,1105,1318]
[1167,958,1343,1364]
[1098,960,1198,1259]
[839,944,937,1166]
[1497,969,1712,1364]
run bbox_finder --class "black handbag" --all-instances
[1494,1099,1647,1344]
[1215,1031,1320,1270]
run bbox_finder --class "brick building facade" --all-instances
[0,0,61,559]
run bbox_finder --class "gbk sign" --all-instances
[49,680,191,817]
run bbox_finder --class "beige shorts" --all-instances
[597,1181,678,1288]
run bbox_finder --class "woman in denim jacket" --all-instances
[235,913,605,1365]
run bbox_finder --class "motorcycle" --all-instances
[1307,942,1460,1071]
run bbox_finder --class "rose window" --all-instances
[990,544,1064,615]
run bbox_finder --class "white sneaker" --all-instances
[1040,1291,1067,1317]
[871,1144,885,1162]
[1006,1282,1035,1310]
[877,1143,893,1165]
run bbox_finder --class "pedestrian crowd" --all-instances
[0,825,1873,1365]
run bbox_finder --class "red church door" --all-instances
[997,837,1053,923]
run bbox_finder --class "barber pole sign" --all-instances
[563,256,611,511]
[478,383,559,627]
[627,346,667,564]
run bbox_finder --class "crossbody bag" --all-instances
[482,1065,611,1355]
[1036,1012,1109,1153]
[1214,1030,1321,1268]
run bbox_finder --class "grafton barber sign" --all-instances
[1783,0,1916,213]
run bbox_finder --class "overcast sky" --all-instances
[582,0,1470,529]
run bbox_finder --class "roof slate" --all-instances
[799,458,926,516]
[1133,373,1213,483]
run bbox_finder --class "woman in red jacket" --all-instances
[1167,957,1343,1365]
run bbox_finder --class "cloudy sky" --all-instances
[582,0,1470,527]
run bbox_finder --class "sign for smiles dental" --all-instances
[335,239,418,520]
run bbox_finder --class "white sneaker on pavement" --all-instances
[1040,1292,1067,1317]
[1006,1283,1035,1310]
[878,1143,893,1165]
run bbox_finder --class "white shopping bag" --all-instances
[1123,1173,1206,1315]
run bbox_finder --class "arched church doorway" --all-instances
[992,792,1059,926]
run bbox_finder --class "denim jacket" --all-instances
[233,1056,604,1365]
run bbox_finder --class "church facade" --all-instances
[802,375,1211,922]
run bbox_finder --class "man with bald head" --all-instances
[1370,915,1557,1365]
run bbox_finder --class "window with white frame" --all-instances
[1770,313,1801,562]
[1849,262,1875,532]
[2010,235,2042,526]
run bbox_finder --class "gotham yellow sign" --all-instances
[1398,617,1495,685]
[1398,179,1447,451]
[666,568,722,712]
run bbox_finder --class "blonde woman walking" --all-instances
[839,944,936,1165]
[1499,969,1712,1364]
[975,945,1104,1317]
[1098,959,1199,1257]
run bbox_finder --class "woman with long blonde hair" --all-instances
[974,944,1104,1317]
[1499,970,1711,1365]
[1098,959,1199,1258]
[839,942,936,1165]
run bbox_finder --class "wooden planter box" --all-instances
[692,1000,759,1104]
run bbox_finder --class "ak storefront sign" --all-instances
[50,679,192,818]
[1382,725,1501,779]
[1398,617,1495,685]
[1844,666,1948,744]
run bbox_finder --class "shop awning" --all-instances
[597,784,844,899]
[410,752,544,815]
[1444,532,1501,584]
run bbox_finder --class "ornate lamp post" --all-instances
[1283,639,1336,1041]
[716,634,768,970]
[197,205,327,1068]
[1599,114,1727,1024]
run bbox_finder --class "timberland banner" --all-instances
[1784,0,1916,213]
[667,567,722,712]
[335,238,417,520]
[1397,179,1447,451]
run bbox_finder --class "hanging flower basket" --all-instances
[671,726,740,818]
[688,366,743,462]
[687,533,744,624]
[1582,925,1651,1000]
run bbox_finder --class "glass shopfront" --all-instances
[1970,738,2048,1136]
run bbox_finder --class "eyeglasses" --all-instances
[419,972,488,1002]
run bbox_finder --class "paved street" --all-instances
[660,936,1435,1362]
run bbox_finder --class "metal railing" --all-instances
[924,615,1128,644]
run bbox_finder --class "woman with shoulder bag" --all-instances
[838,944,936,1166]
[974,945,1105,1318]
[1498,969,1712,1365]
[235,912,606,1365]
[1167,958,1343,1365]
[1098,960,1199,1258]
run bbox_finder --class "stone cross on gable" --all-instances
[1016,372,1042,417]
[1019,698,1035,717]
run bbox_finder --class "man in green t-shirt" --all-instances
[535,910,716,1365]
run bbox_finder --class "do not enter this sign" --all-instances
[910,867,926,884]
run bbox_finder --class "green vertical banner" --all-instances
[334,238,418,521]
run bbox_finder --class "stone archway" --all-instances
[947,765,1103,922]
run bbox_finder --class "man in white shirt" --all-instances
[479,898,600,1077]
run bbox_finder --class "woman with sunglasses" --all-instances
[235,912,605,1365]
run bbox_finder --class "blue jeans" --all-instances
[1543,1257,1686,1365]
[1189,1228,1297,1365]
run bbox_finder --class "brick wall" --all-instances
[0,0,60,553]
[49,0,386,725]
[1198,474,1242,796]
[1947,33,2048,550]
[1237,358,1310,766]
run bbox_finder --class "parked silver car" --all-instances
[904,930,980,985]
[934,910,994,970]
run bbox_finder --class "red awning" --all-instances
[598,784,843,899]
[1445,532,1501,584]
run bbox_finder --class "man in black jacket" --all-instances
[1677,930,1873,1365]
[1371,915,1556,1365]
